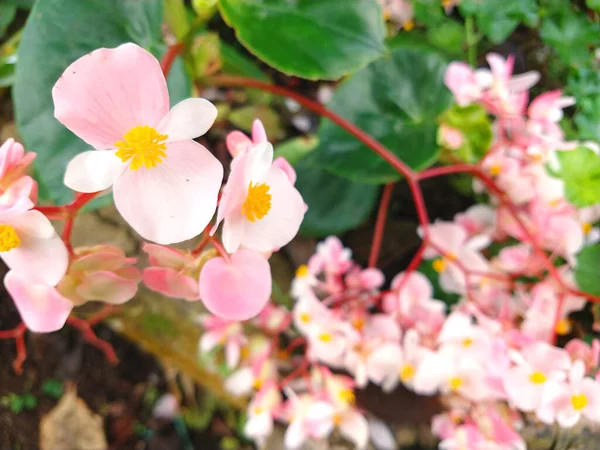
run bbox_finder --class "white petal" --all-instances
[9,210,55,240]
[113,140,223,245]
[222,214,245,253]
[224,367,254,397]
[159,98,218,141]
[247,142,274,183]
[367,416,397,450]
[64,149,126,193]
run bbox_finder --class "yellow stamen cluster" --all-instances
[489,164,502,177]
[241,182,272,222]
[338,388,355,405]
[318,332,332,343]
[400,364,416,382]
[0,225,20,252]
[462,338,474,348]
[571,393,588,411]
[449,377,463,392]
[299,313,311,323]
[582,222,593,235]
[433,258,446,273]
[555,318,571,336]
[296,264,309,277]
[115,125,168,170]
[529,371,547,385]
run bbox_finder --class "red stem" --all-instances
[210,238,231,263]
[369,183,395,268]
[161,42,185,76]
[0,322,27,373]
[66,315,119,365]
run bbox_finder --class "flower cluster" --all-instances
[196,53,600,450]
[1,43,306,333]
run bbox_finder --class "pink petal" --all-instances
[222,214,245,254]
[143,267,199,300]
[5,270,73,333]
[214,151,250,232]
[273,156,297,185]
[2,227,68,286]
[142,243,193,269]
[226,131,252,157]
[241,166,305,252]
[64,150,126,193]
[53,43,169,149]
[247,142,273,182]
[70,246,126,273]
[158,98,217,141]
[199,249,272,320]
[77,270,138,304]
[251,119,268,143]
[9,209,55,239]
[113,140,223,244]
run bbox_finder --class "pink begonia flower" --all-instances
[282,393,336,450]
[438,124,465,150]
[244,381,282,447]
[383,329,431,392]
[152,393,180,419]
[213,141,305,253]
[503,342,571,412]
[444,62,488,106]
[0,139,36,191]
[528,90,575,124]
[496,244,545,276]
[537,361,600,427]
[255,302,292,333]
[308,236,353,276]
[414,347,492,402]
[199,249,272,320]
[579,205,600,246]
[454,204,496,240]
[292,291,332,336]
[344,266,385,291]
[383,272,446,338]
[439,424,491,450]
[438,312,493,361]
[142,243,201,300]
[307,317,348,368]
[344,314,402,388]
[2,175,38,206]
[379,0,414,30]
[291,262,320,298]
[57,245,141,306]
[565,339,600,374]
[225,351,277,397]
[54,43,223,245]
[226,119,268,157]
[0,195,68,286]
[198,314,247,369]
[4,270,73,333]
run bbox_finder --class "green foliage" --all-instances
[13,0,191,205]
[554,146,600,208]
[1,393,37,413]
[218,0,387,80]
[438,104,493,163]
[459,0,538,44]
[311,47,451,184]
[575,244,600,296]
[41,379,64,399]
[275,136,319,167]
[0,3,17,36]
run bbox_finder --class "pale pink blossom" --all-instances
[199,249,272,320]
[438,124,465,150]
[438,312,493,361]
[226,119,268,157]
[503,342,571,412]
[444,62,487,106]
[308,236,353,276]
[380,0,414,30]
[282,393,336,449]
[4,270,73,333]
[225,352,277,397]
[537,361,600,427]
[244,381,282,446]
[0,139,36,191]
[255,303,292,333]
[55,43,223,244]
[198,314,246,368]
[565,339,600,373]
[292,291,332,336]
[213,141,305,253]
[58,245,141,306]
[142,243,201,300]
[383,329,431,392]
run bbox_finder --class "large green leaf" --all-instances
[311,47,452,184]
[13,0,191,205]
[218,0,386,80]
[554,146,600,208]
[575,244,600,296]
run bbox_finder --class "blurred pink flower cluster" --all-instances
[196,53,600,449]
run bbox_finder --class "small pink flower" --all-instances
[438,312,493,361]
[282,393,335,449]
[199,249,272,320]
[503,342,571,412]
[142,243,201,300]
[444,62,486,106]
[225,351,277,397]
[55,43,223,245]
[565,338,600,373]
[308,236,353,276]
[4,270,73,333]
[198,314,246,368]
[244,381,282,446]
[58,245,141,305]
[439,124,465,150]
[255,303,292,333]
[0,139,36,191]
[528,90,575,124]
[0,195,68,286]
[213,141,305,253]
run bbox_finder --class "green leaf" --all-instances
[229,105,284,139]
[22,393,37,410]
[8,395,24,414]
[13,0,191,205]
[220,42,269,82]
[311,47,451,184]
[587,0,600,11]
[0,4,17,35]
[438,104,493,163]
[275,136,318,167]
[460,0,538,44]
[541,7,600,67]
[575,244,600,296]
[218,0,386,80]
[42,379,64,399]
[555,146,600,208]
[426,21,466,56]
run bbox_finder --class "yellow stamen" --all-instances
[449,377,463,392]
[529,371,547,384]
[240,346,249,360]
[0,225,20,252]
[582,222,593,235]
[441,0,453,8]
[400,364,415,382]
[352,317,365,331]
[555,318,571,336]
[432,258,446,273]
[403,19,415,31]
[115,125,168,170]
[296,264,309,277]
[252,378,263,390]
[318,332,332,343]
[254,406,264,415]
[463,338,474,348]
[299,313,311,324]
[333,414,343,425]
[489,164,502,177]
[338,388,355,405]
[571,393,588,411]
[241,182,272,222]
